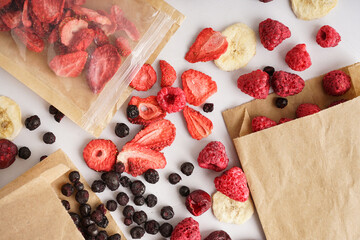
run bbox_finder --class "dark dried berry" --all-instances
[204,230,232,240]
[134,196,145,206]
[91,180,106,193]
[144,220,160,235]
[97,204,107,215]
[275,97,288,109]
[69,171,80,183]
[97,216,109,228]
[61,199,70,210]
[120,176,131,187]
[102,172,120,191]
[61,183,74,197]
[18,147,31,159]
[130,226,145,239]
[133,211,147,225]
[43,132,56,144]
[76,190,89,204]
[127,105,139,119]
[159,223,173,238]
[180,162,194,176]
[263,66,275,76]
[168,173,181,184]
[124,217,133,226]
[161,206,174,220]
[91,210,104,224]
[74,181,84,191]
[69,212,81,226]
[108,234,121,240]
[143,169,159,184]
[87,224,99,237]
[179,186,190,197]
[54,111,65,122]
[106,200,117,212]
[203,103,214,113]
[96,230,108,240]
[40,155,47,161]
[185,189,212,216]
[113,162,125,174]
[25,115,41,131]
[123,205,135,218]
[81,216,95,227]
[115,123,129,138]
[79,204,91,217]
[116,192,129,206]
[130,180,146,196]
[49,105,59,115]
[145,194,157,208]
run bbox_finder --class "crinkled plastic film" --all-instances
[0,0,185,137]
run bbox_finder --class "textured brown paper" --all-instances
[0,149,125,240]
[0,0,185,137]
[222,63,360,240]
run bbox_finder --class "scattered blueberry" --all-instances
[179,186,190,197]
[133,211,147,225]
[130,226,145,239]
[108,234,121,240]
[263,66,275,76]
[275,97,288,109]
[130,180,146,196]
[102,172,120,191]
[106,200,117,212]
[144,220,160,235]
[69,212,81,226]
[181,162,194,176]
[145,194,157,208]
[61,183,74,197]
[161,206,174,220]
[123,205,135,218]
[40,155,47,161]
[74,181,84,191]
[134,196,145,206]
[203,103,214,113]
[61,200,70,210]
[120,176,131,188]
[113,162,125,174]
[75,190,89,204]
[159,223,173,238]
[49,105,59,115]
[124,217,133,226]
[25,115,41,131]
[96,230,108,240]
[79,204,91,217]
[143,169,159,184]
[168,173,181,184]
[18,147,31,159]
[116,192,129,206]
[69,171,80,183]
[43,132,56,144]
[115,123,130,138]
[91,180,106,193]
[86,224,99,237]
[127,105,139,119]
[54,111,65,123]
[81,217,95,227]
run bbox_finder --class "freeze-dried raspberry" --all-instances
[157,87,186,113]
[296,103,321,118]
[322,70,351,96]
[316,25,341,48]
[285,44,312,71]
[259,18,291,51]
[328,99,347,108]
[278,118,292,124]
[197,141,229,172]
[237,69,270,99]
[271,71,305,97]
[252,116,276,132]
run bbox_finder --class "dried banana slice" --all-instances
[291,0,338,20]
[0,96,22,140]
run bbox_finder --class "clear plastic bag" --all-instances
[0,0,184,136]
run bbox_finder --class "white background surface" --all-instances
[1,0,360,239]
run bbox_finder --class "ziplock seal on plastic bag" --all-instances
[0,0,185,137]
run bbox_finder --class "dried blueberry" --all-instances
[275,97,288,109]
[168,173,181,184]
[25,115,41,131]
[181,162,194,176]
[18,147,31,159]
[203,103,214,113]
[75,190,89,204]
[108,234,121,240]
[133,211,147,225]
[134,196,145,206]
[159,223,173,238]
[116,192,129,206]
[74,181,84,191]
[43,132,56,144]
[86,224,99,237]
[97,216,109,228]
[115,123,129,138]
[120,176,131,188]
[124,217,133,226]
[106,200,117,212]
[79,204,91,217]
[204,230,232,240]
[69,212,81,226]
[61,183,74,197]
[161,206,174,220]
[123,205,135,218]
[96,204,107,215]
[130,180,146,196]
[130,226,145,239]
[102,172,120,191]
[113,162,125,174]
[127,105,139,119]
[143,169,159,184]
[263,66,275,76]
[91,180,106,193]
[144,220,160,235]
[91,210,104,224]
[96,230,108,240]
[40,155,47,161]
[61,199,70,210]
[54,111,65,123]
[145,194,157,208]
[49,105,58,115]
[69,171,80,183]
[179,186,190,197]
[81,217,95,227]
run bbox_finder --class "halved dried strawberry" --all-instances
[117,143,166,177]
[31,0,65,23]
[115,36,132,57]
[183,106,213,140]
[30,14,50,38]
[86,44,121,94]
[111,5,140,41]
[83,139,118,172]
[0,0,11,9]
[0,18,10,32]
[49,51,88,77]
[72,5,111,25]
[129,119,176,151]
[127,96,166,125]
[48,26,59,44]
[89,24,109,46]
[59,17,88,46]
[12,27,44,52]
[1,10,21,29]
[68,28,95,52]
[96,9,117,36]
[130,64,157,91]
[22,0,32,28]
[182,69,217,106]
[160,60,176,87]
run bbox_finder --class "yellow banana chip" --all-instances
[291,0,338,20]
[0,96,22,140]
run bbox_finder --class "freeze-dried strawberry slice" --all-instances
[68,28,95,52]
[0,18,10,31]
[12,27,44,52]
[30,15,50,38]
[31,0,65,23]
[115,37,132,57]
[48,26,59,44]
[185,28,228,63]
[0,0,11,9]
[183,106,213,140]
[182,69,217,106]
[111,5,140,41]
[160,60,176,87]
[65,0,85,8]
[49,51,88,77]
[117,143,166,177]
[97,9,117,36]
[130,64,157,91]
[86,44,121,94]
[72,5,111,25]
[22,0,32,28]
[1,10,21,29]
[59,17,88,46]
[130,119,176,151]
[127,96,166,125]
[83,139,118,172]
[89,24,109,46]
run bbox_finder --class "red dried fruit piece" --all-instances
[316,25,341,48]
[83,139,117,172]
[49,51,88,77]
[117,143,166,177]
[259,18,291,51]
[278,117,292,124]
[115,36,131,57]
[0,18,10,31]
[157,87,186,113]
[68,28,95,52]
[59,17,88,46]
[31,0,65,23]
[237,69,270,99]
[127,95,166,125]
[130,63,157,91]
[1,10,21,29]
[182,69,217,106]
[328,99,347,108]
[271,71,305,97]
[185,28,228,63]
[12,27,44,52]
[259,0,273,2]
[65,0,85,8]
[48,26,59,44]
[0,139,18,169]
[214,166,249,202]
[129,119,176,151]
[111,5,140,41]
[185,190,211,216]
[72,5,111,25]
[87,44,121,94]
[197,141,229,172]
[252,116,277,132]
[171,217,201,240]
[204,231,232,240]
[296,103,321,118]
[53,42,68,55]
[183,106,213,140]
[22,0,32,28]
[89,24,109,46]
[0,0,11,9]
[30,15,51,38]
[96,9,117,36]
[322,70,351,96]
[285,44,312,71]
[160,60,176,87]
